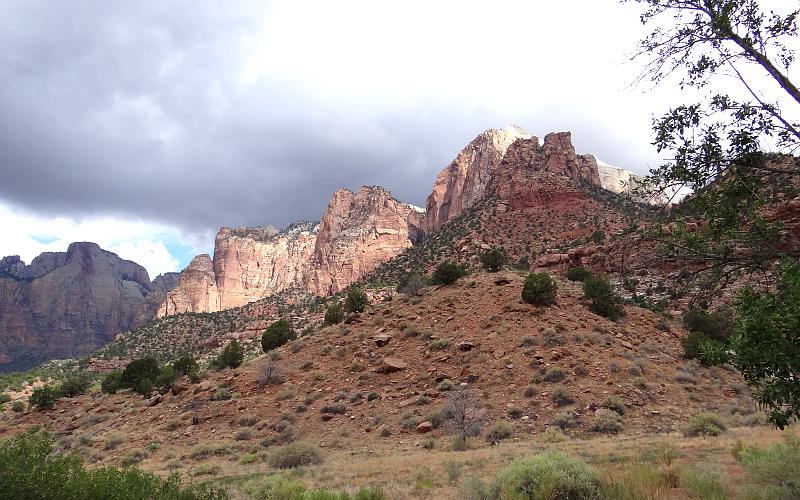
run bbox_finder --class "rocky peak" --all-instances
[423,126,532,233]
[0,244,177,371]
[306,185,421,296]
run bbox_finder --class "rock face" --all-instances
[306,186,422,296]
[160,186,422,315]
[0,243,178,371]
[491,133,601,210]
[423,128,605,230]
[423,125,531,233]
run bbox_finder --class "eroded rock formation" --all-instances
[0,243,178,371]
[423,125,531,233]
[160,186,422,315]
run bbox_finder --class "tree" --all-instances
[627,0,800,427]
[432,261,467,285]
[521,273,557,306]
[627,0,800,300]
[261,319,296,352]
[445,389,485,448]
[583,275,626,320]
[323,301,345,326]
[101,371,122,394]
[173,355,198,376]
[481,248,507,272]
[344,287,369,314]
[213,340,244,370]
[121,357,160,396]
[725,261,800,428]
[29,385,57,411]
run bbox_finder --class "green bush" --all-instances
[323,302,345,326]
[680,308,732,364]
[583,275,625,320]
[101,371,122,394]
[11,401,24,412]
[121,357,160,395]
[0,393,10,405]
[481,248,507,273]
[57,373,93,398]
[0,431,227,499]
[565,266,592,282]
[590,230,606,243]
[344,288,369,314]
[522,273,557,306]
[262,319,296,352]
[497,451,602,499]
[154,366,176,392]
[213,340,244,370]
[268,441,324,469]
[432,261,467,285]
[173,355,198,376]
[29,385,58,411]
[485,421,514,443]
[590,409,623,433]
[683,412,727,437]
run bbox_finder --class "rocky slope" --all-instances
[0,243,178,371]
[160,186,422,315]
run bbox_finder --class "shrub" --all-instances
[11,401,24,412]
[458,476,502,500]
[258,361,284,386]
[590,230,606,243]
[261,319,295,352]
[437,379,455,391]
[0,432,226,500]
[121,357,160,395]
[591,409,623,433]
[57,373,92,397]
[432,261,467,285]
[551,387,575,406]
[0,393,9,405]
[524,386,537,398]
[344,287,369,314]
[29,385,58,411]
[101,371,123,394]
[521,273,557,306]
[428,339,450,351]
[538,367,567,383]
[583,275,625,320]
[239,414,258,427]
[321,403,347,415]
[602,396,625,415]
[323,302,345,326]
[496,451,602,499]
[268,441,324,468]
[481,248,507,272]
[211,388,231,401]
[485,421,514,443]
[683,413,727,437]
[565,266,592,282]
[213,340,244,370]
[400,273,427,296]
[173,355,198,376]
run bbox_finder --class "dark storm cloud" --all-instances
[0,1,660,237]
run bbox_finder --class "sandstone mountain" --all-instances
[0,243,178,371]
[161,127,648,317]
[159,186,423,316]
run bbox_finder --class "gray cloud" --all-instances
[0,1,665,239]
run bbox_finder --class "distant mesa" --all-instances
[0,242,178,371]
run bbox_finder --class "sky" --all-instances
[0,0,745,277]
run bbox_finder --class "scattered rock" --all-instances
[415,421,433,433]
